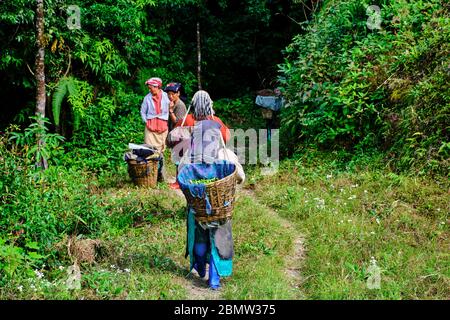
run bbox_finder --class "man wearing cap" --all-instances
[163,82,187,189]
[140,77,170,182]
[164,82,187,132]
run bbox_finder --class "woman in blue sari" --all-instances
[177,90,244,290]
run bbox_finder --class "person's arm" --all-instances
[221,124,231,144]
[169,101,177,124]
[140,99,148,123]
[156,91,169,121]
[214,117,231,143]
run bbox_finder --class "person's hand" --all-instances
[169,101,175,112]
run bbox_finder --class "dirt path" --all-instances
[239,187,306,298]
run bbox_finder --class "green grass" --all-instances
[222,195,298,299]
[0,155,299,299]
[1,152,448,300]
[254,159,449,299]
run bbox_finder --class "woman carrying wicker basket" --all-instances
[176,90,244,290]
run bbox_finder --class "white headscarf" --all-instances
[191,90,214,120]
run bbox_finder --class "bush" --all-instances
[214,95,266,129]
[0,124,109,271]
[279,0,449,175]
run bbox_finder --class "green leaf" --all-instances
[25,241,39,250]
[27,252,45,260]
[52,78,68,127]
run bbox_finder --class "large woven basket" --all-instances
[182,167,237,223]
[127,159,158,188]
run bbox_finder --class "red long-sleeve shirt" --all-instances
[175,115,231,143]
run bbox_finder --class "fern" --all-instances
[52,78,69,126]
[66,77,78,98]
[65,78,81,130]
[52,76,90,131]
[52,76,98,132]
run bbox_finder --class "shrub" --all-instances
[279,0,449,175]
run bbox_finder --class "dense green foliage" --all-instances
[279,0,449,175]
[0,0,448,299]
[0,0,305,128]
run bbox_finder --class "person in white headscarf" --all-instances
[175,90,244,290]
[175,90,244,182]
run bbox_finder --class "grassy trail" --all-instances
[2,157,448,300]
[251,160,449,299]
[239,188,305,299]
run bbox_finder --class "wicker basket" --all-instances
[127,159,158,187]
[182,167,237,223]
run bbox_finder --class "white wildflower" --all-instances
[110,264,116,269]
[370,231,376,235]
[58,266,64,271]
[124,268,131,273]
[34,270,44,279]
[313,198,325,209]
[326,174,332,179]
[376,218,380,224]
[364,190,368,194]
[348,195,357,200]
[17,285,23,292]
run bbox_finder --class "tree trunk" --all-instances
[196,21,202,90]
[35,0,48,169]
[35,0,45,117]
